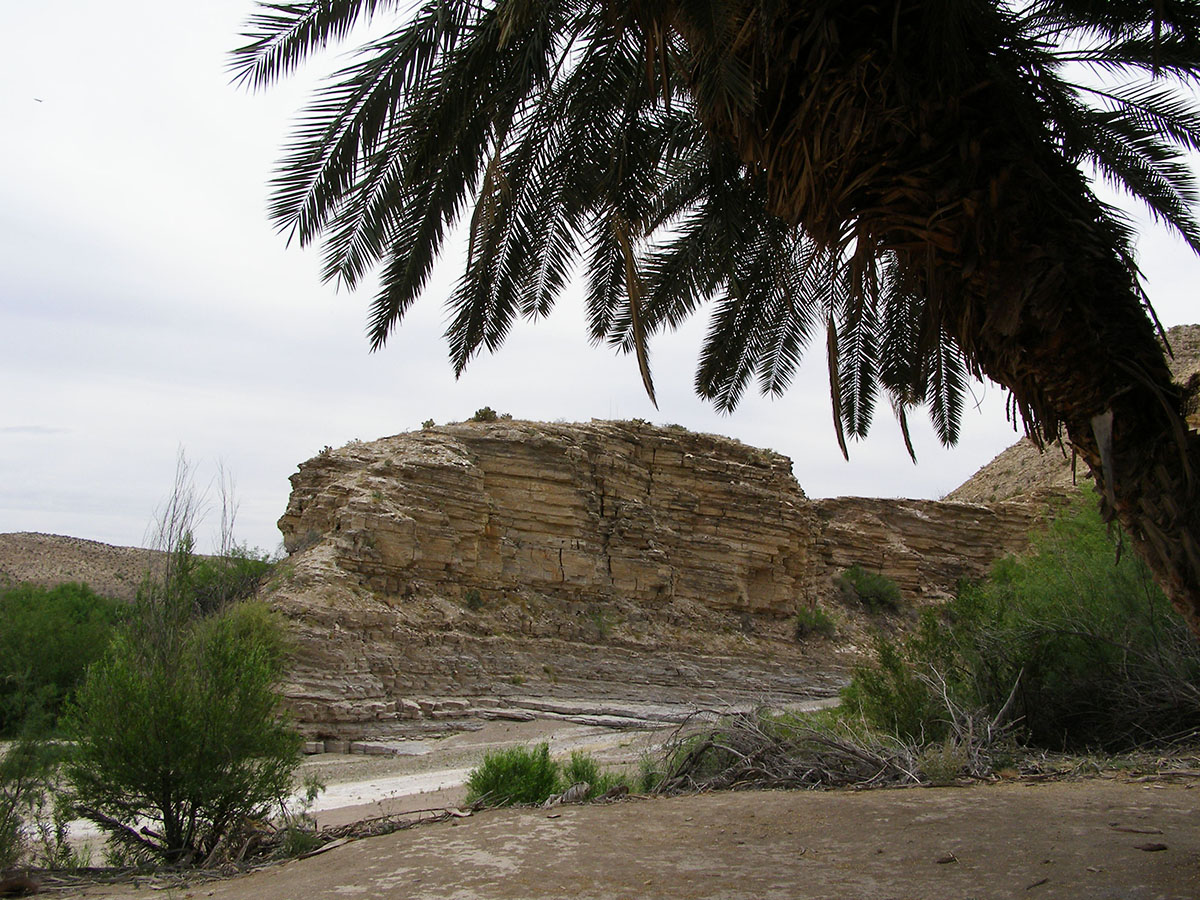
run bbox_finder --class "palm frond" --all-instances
[231,0,407,90]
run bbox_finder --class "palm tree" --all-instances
[233,1,1200,632]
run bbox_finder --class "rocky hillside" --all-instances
[948,323,1200,504]
[0,532,155,601]
[268,420,1042,737]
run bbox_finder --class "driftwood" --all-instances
[655,700,1023,794]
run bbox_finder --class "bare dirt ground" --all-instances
[55,720,1200,900]
[71,778,1199,900]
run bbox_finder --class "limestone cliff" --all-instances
[268,420,1043,737]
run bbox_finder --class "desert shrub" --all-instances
[66,599,300,864]
[835,566,902,613]
[0,582,123,735]
[0,733,57,869]
[637,755,665,793]
[794,605,836,640]
[421,418,435,429]
[470,406,499,422]
[466,746,629,807]
[917,738,969,786]
[465,743,560,806]
[562,750,600,787]
[561,751,631,799]
[185,545,274,616]
[843,491,1200,751]
[464,588,484,610]
[64,460,301,865]
[841,637,950,743]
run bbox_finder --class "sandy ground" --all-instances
[71,778,1199,900]
[50,719,1200,900]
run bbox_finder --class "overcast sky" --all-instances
[2,2,1198,554]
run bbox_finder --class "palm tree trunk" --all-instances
[667,2,1200,633]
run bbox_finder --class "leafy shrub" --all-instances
[66,599,300,864]
[465,743,560,806]
[637,755,665,793]
[470,406,499,422]
[186,545,274,616]
[843,491,1200,751]
[464,589,484,610]
[562,750,600,786]
[835,566,902,613]
[464,746,630,807]
[561,751,631,799]
[841,637,949,743]
[421,418,435,429]
[0,582,123,735]
[64,462,301,866]
[0,735,59,869]
[794,605,836,640]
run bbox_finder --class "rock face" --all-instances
[269,420,1043,737]
[279,422,815,618]
[811,496,1042,602]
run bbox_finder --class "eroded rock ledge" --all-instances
[269,420,1043,737]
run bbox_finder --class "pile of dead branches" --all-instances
[654,705,1010,794]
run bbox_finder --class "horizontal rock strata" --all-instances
[269,420,1046,738]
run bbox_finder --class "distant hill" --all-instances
[0,532,156,601]
[947,323,1200,504]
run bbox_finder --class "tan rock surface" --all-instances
[268,420,1043,737]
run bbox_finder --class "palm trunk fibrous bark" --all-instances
[667,2,1200,634]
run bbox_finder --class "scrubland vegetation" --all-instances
[0,466,304,871]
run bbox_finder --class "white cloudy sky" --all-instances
[2,2,1198,554]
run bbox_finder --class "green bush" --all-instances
[835,566,901,613]
[465,743,560,806]
[185,546,274,616]
[562,750,600,787]
[0,735,57,869]
[0,582,123,735]
[562,751,631,799]
[841,636,949,743]
[794,605,836,640]
[465,745,630,807]
[66,599,300,864]
[842,491,1200,750]
[470,406,500,422]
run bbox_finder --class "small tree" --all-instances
[64,457,301,865]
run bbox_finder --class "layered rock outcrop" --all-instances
[268,420,1044,737]
[279,423,816,618]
